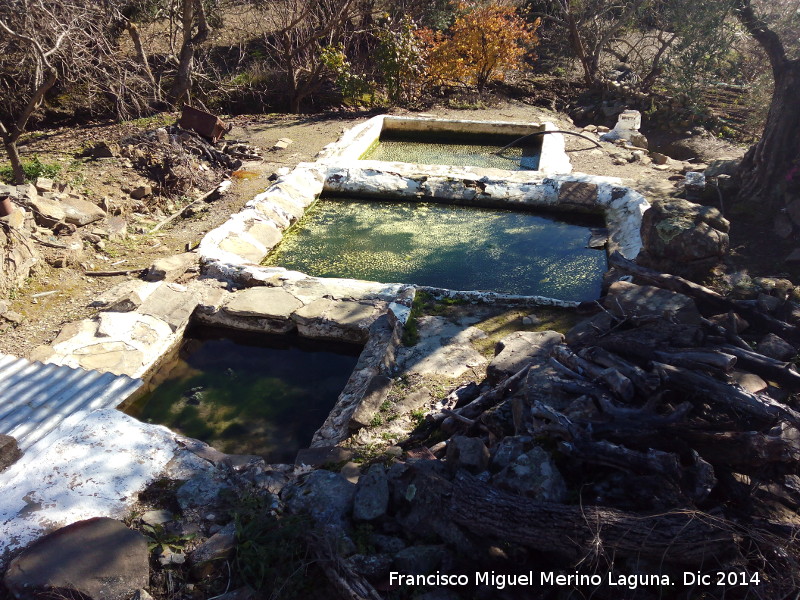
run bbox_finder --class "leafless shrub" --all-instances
[0,0,155,183]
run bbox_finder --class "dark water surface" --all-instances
[125,327,361,463]
[264,198,607,301]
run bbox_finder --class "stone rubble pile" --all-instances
[0,179,126,274]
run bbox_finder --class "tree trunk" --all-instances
[448,471,738,565]
[737,59,800,211]
[563,4,594,86]
[735,0,800,234]
[2,135,25,185]
[126,20,160,102]
[0,69,56,185]
[169,0,209,105]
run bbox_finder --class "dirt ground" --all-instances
[0,99,743,359]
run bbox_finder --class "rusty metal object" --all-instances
[0,196,13,218]
[178,106,230,143]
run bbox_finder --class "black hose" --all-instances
[493,130,602,155]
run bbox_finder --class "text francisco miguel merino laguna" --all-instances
[389,570,760,590]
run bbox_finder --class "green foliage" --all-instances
[141,522,196,555]
[375,15,429,104]
[659,0,739,106]
[234,500,318,598]
[401,294,424,346]
[410,407,427,426]
[0,155,61,184]
[124,112,174,129]
[320,44,376,106]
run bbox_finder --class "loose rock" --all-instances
[757,333,797,361]
[353,464,390,521]
[0,434,22,472]
[4,517,149,600]
[446,435,489,473]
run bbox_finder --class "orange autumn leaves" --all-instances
[417,2,541,92]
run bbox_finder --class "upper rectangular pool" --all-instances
[362,130,541,171]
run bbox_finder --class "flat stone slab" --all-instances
[90,280,160,312]
[251,201,292,229]
[26,195,65,226]
[293,298,382,342]
[350,375,393,429]
[487,330,565,382]
[262,190,305,220]
[44,312,177,377]
[223,286,304,319]
[60,196,106,226]
[144,252,198,282]
[605,280,702,326]
[218,234,266,263]
[4,517,148,600]
[138,282,199,332]
[245,221,282,251]
[398,316,488,379]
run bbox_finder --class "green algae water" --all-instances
[363,131,541,170]
[126,327,361,463]
[265,198,607,301]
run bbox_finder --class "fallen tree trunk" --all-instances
[608,251,731,312]
[720,344,800,390]
[559,437,682,480]
[654,362,800,426]
[455,364,531,420]
[674,429,800,472]
[653,349,737,372]
[447,471,739,565]
[578,346,659,394]
[552,345,635,401]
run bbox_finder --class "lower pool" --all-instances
[124,327,362,463]
[264,198,607,301]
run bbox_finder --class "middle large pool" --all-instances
[264,197,607,301]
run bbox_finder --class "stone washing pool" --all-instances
[263,196,607,301]
[124,326,362,462]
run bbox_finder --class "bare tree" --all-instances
[0,0,154,184]
[530,0,648,86]
[260,0,362,113]
[0,1,86,183]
